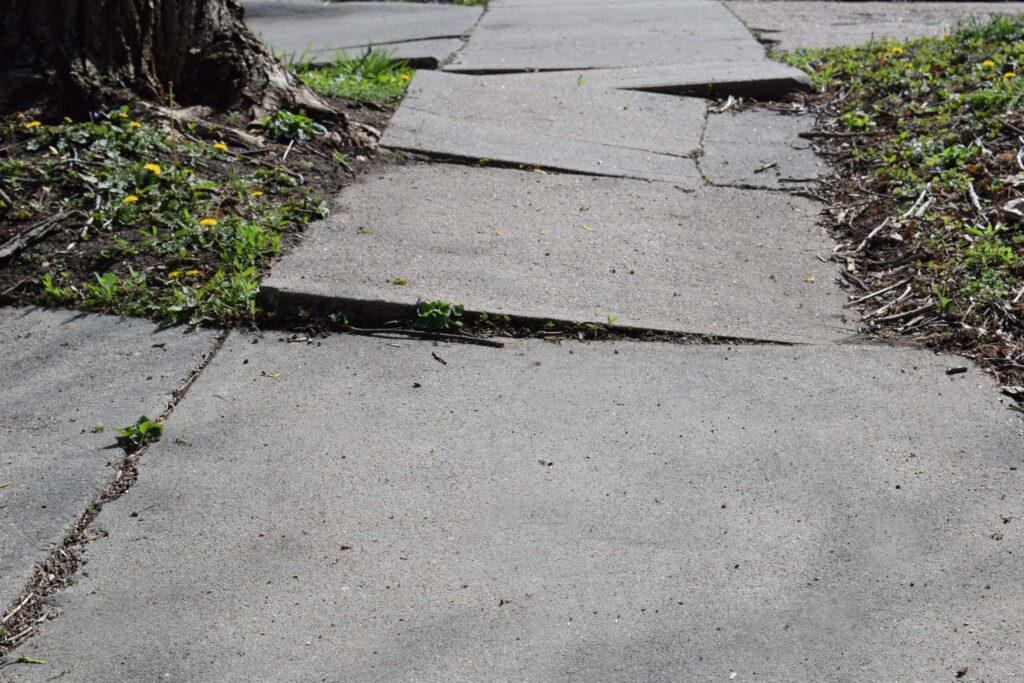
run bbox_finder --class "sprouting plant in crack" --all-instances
[415,300,464,331]
[116,415,163,452]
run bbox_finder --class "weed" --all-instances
[263,110,328,143]
[780,16,1024,377]
[478,311,512,328]
[115,416,163,452]
[416,300,464,331]
[1,109,331,326]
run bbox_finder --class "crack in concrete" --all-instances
[383,145,697,191]
[0,329,230,660]
[258,287,813,348]
[439,0,490,70]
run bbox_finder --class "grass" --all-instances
[293,49,414,104]
[780,15,1024,382]
[0,106,331,326]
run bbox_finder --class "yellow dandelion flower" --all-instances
[199,218,218,227]
[123,195,139,204]
[167,271,181,279]
[128,121,142,128]
[890,46,903,56]
[982,59,996,69]
[251,190,264,197]
[1004,72,1017,80]
[400,74,411,82]
[212,142,228,152]
[143,163,162,175]
[24,121,42,129]
[63,116,73,124]
[117,112,129,118]
[185,269,201,277]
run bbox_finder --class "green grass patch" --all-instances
[0,107,330,326]
[780,16,1024,376]
[293,49,414,104]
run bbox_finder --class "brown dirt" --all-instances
[0,97,393,310]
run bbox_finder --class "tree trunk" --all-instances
[0,0,337,120]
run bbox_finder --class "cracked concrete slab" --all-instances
[727,1,1024,52]
[447,0,769,73]
[9,333,1023,681]
[382,70,705,185]
[262,163,849,343]
[0,308,218,610]
[702,109,825,189]
[243,0,482,65]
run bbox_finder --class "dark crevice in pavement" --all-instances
[384,146,697,190]
[704,179,824,196]
[257,287,809,348]
[623,78,809,100]
[442,66,605,76]
[0,328,230,661]
[694,101,711,182]
[722,0,782,55]
[439,68,807,101]
[300,36,473,70]
[438,0,491,69]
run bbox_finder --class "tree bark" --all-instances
[0,0,337,121]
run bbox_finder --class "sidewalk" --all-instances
[3,0,1022,679]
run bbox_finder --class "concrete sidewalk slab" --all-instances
[9,333,1022,681]
[568,61,810,98]
[382,71,704,185]
[262,163,848,343]
[447,0,768,73]
[726,1,1024,52]
[702,109,825,189]
[0,308,218,611]
[243,0,482,65]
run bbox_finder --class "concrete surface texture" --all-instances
[262,163,848,343]
[381,71,705,184]
[726,1,1024,52]
[701,108,825,189]
[243,0,482,64]
[9,333,1023,681]
[6,0,1024,679]
[448,0,771,72]
[0,308,218,611]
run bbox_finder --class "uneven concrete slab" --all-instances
[0,308,218,611]
[571,61,809,98]
[382,71,705,185]
[702,109,825,189]
[727,1,1024,52]
[9,333,1023,681]
[262,163,848,343]
[244,0,482,65]
[448,0,768,73]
